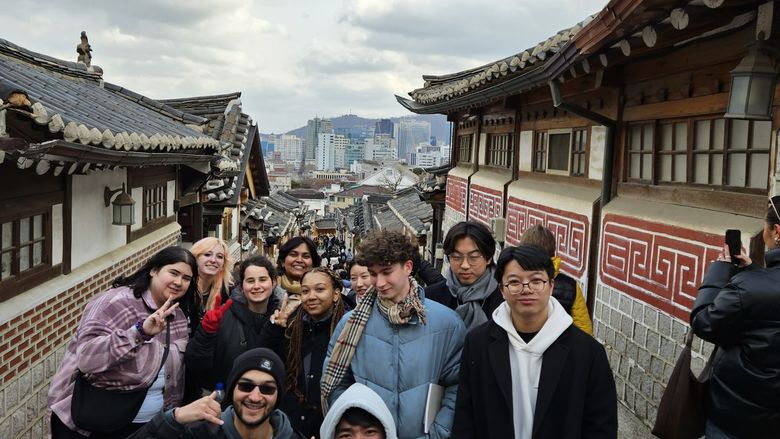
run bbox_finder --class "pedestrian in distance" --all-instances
[128,348,306,439]
[425,221,504,330]
[320,383,397,439]
[322,230,466,439]
[519,224,593,334]
[690,196,780,439]
[277,237,321,314]
[259,267,349,438]
[48,246,198,438]
[452,245,617,439]
[184,256,281,397]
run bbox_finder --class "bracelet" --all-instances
[134,320,154,341]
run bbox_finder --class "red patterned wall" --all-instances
[599,214,722,321]
[505,197,590,278]
[468,184,503,226]
[446,176,468,215]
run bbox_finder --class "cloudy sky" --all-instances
[1,0,607,133]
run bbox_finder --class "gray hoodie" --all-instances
[320,383,398,439]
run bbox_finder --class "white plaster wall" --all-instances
[231,207,240,241]
[518,130,533,172]
[478,133,487,165]
[167,180,175,217]
[52,204,63,265]
[131,187,143,232]
[589,125,607,181]
[71,169,128,269]
[470,168,512,189]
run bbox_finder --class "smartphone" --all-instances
[725,229,741,265]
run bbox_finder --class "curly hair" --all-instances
[284,267,346,404]
[356,230,417,267]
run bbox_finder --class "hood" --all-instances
[492,296,572,355]
[320,383,397,439]
[551,256,561,278]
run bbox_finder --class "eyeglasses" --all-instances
[503,279,549,294]
[448,252,485,265]
[235,382,277,395]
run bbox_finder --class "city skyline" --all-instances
[0,0,607,133]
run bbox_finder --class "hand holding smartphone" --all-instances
[725,229,741,266]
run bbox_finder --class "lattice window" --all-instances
[1,211,50,283]
[487,133,512,168]
[570,128,588,177]
[533,131,547,172]
[457,134,472,163]
[143,184,167,225]
[627,123,654,182]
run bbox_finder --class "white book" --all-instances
[423,383,444,434]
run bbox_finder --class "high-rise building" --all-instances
[364,134,396,162]
[375,119,394,137]
[274,134,305,163]
[344,140,364,167]
[334,134,349,169]
[397,118,431,164]
[316,132,336,171]
[305,117,334,161]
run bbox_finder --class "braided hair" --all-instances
[284,267,346,404]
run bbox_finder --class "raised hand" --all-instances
[717,243,752,268]
[173,391,224,425]
[142,297,180,337]
[271,293,300,328]
[201,298,233,334]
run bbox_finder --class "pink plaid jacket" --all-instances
[47,286,188,434]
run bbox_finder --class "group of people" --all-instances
[48,220,619,439]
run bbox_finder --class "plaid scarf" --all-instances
[320,277,424,413]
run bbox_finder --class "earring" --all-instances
[775,238,780,246]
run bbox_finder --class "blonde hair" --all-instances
[191,237,233,311]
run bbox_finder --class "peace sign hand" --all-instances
[271,293,300,328]
[142,297,179,337]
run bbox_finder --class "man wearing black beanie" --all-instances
[129,348,305,439]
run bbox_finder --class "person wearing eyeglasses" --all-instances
[691,196,780,439]
[129,348,306,439]
[425,221,504,330]
[452,245,617,439]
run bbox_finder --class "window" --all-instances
[571,129,588,177]
[626,117,770,190]
[1,209,53,292]
[458,134,473,163]
[533,131,547,172]
[487,133,512,168]
[143,184,167,225]
[533,129,589,177]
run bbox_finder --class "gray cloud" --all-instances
[0,0,607,133]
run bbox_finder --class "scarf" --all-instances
[320,277,424,413]
[279,274,302,295]
[445,266,498,330]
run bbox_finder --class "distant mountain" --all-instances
[281,113,451,144]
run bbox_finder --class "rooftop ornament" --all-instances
[76,31,92,67]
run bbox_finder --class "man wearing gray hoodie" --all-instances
[320,383,397,439]
[452,245,617,439]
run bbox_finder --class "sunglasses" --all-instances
[235,382,277,395]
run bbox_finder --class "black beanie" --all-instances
[225,348,286,408]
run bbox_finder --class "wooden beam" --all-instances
[642,25,657,47]
[618,39,631,56]
[623,92,728,121]
[703,0,725,8]
[757,1,774,40]
[670,8,690,30]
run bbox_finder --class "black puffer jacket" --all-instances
[185,291,281,393]
[691,248,780,439]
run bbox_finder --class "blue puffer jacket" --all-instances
[324,286,466,439]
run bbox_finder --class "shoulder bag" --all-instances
[71,322,170,433]
[651,330,718,439]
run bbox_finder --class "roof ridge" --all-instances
[0,37,103,80]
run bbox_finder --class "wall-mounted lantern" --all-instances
[104,183,135,226]
[725,45,778,120]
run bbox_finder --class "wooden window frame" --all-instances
[143,183,168,226]
[624,116,770,193]
[533,131,547,172]
[0,206,59,302]
[457,134,473,164]
[570,128,589,178]
[486,132,513,168]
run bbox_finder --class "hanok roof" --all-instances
[0,38,220,152]
[332,185,393,198]
[387,189,433,235]
[315,218,337,231]
[161,93,268,204]
[397,0,762,114]
[372,206,404,232]
[287,189,327,200]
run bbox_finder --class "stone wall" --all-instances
[0,228,179,438]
